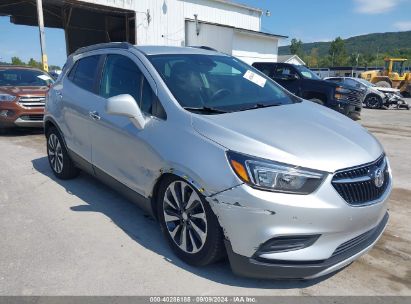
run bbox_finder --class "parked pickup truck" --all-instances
[252,62,364,120]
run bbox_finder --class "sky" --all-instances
[0,0,410,67]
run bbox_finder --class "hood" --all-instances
[0,86,48,96]
[375,87,400,94]
[192,101,383,173]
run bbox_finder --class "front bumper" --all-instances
[207,172,391,279]
[0,102,44,128]
[224,213,388,279]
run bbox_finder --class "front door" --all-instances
[90,52,160,196]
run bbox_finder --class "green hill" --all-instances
[279,31,411,58]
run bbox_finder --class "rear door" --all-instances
[60,54,102,166]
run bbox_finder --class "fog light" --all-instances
[0,110,11,117]
[255,235,320,255]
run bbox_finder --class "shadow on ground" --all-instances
[32,156,338,289]
[0,128,44,137]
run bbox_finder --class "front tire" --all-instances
[157,176,225,266]
[46,127,79,179]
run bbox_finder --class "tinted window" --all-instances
[273,65,299,79]
[252,63,274,77]
[327,78,342,83]
[0,69,54,86]
[100,54,142,103]
[344,78,360,88]
[71,55,100,92]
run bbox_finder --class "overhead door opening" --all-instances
[0,0,136,55]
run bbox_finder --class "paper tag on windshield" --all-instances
[37,75,52,81]
[243,70,266,88]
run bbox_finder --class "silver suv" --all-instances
[45,43,392,279]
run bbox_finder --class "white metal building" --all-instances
[1,0,286,65]
[113,0,287,64]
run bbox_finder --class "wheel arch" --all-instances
[44,117,69,151]
[149,171,208,220]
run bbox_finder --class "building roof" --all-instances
[277,54,305,64]
[186,19,288,39]
[208,0,263,13]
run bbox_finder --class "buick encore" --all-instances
[45,43,392,279]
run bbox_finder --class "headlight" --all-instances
[335,87,351,94]
[0,94,16,102]
[227,151,326,194]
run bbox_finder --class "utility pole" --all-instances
[36,0,48,71]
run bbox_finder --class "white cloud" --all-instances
[394,21,411,31]
[354,0,401,14]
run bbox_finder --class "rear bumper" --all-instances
[225,212,389,280]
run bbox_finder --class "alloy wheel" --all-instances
[48,133,64,174]
[163,181,207,254]
[366,96,381,109]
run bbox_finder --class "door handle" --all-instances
[89,111,101,120]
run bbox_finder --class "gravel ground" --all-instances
[0,106,410,295]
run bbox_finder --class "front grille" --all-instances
[331,212,389,258]
[332,155,390,206]
[18,96,45,107]
[19,114,44,121]
[344,89,363,106]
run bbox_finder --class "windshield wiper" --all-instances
[239,103,281,112]
[184,106,229,114]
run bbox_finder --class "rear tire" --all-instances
[157,175,225,266]
[364,94,383,109]
[375,81,391,88]
[46,127,79,179]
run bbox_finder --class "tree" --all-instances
[307,48,319,67]
[329,37,347,66]
[290,38,303,57]
[11,56,24,65]
[28,58,42,69]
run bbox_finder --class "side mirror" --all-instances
[106,94,146,129]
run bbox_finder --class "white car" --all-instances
[326,77,408,109]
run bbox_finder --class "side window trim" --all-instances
[94,55,107,95]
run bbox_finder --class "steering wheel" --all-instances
[211,88,231,102]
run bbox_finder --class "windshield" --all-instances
[356,78,375,87]
[294,65,320,80]
[148,54,299,113]
[0,68,54,87]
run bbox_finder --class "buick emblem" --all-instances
[374,168,385,188]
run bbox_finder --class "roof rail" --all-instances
[190,46,218,52]
[73,42,133,55]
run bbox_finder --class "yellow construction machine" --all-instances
[360,58,411,96]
